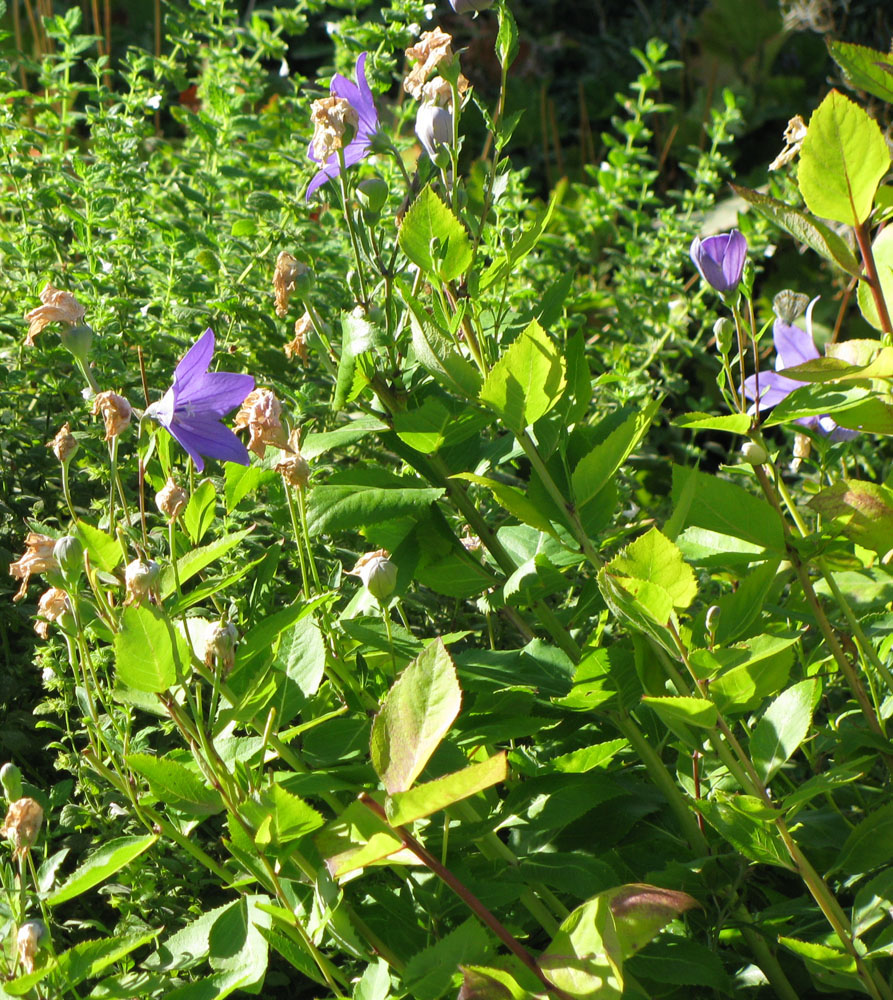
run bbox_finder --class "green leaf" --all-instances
[798,89,891,226]
[857,226,893,331]
[370,638,462,794]
[404,919,492,1000]
[731,185,861,276]
[479,320,566,433]
[828,39,893,104]
[74,520,123,573]
[52,929,158,989]
[452,473,557,536]
[834,802,893,875]
[479,191,558,291]
[548,739,628,774]
[398,185,472,282]
[240,785,324,851]
[764,383,893,434]
[540,893,623,1000]
[394,396,453,453]
[709,558,781,645]
[126,752,223,815]
[641,696,717,730]
[224,463,276,512]
[670,466,784,551]
[626,938,730,991]
[408,301,482,400]
[306,483,444,536]
[158,528,253,598]
[572,399,662,507]
[808,479,893,554]
[697,794,792,869]
[778,937,860,992]
[47,834,157,906]
[607,885,699,960]
[354,958,391,1000]
[301,416,388,461]
[114,604,187,692]
[672,411,752,434]
[316,799,409,878]
[385,752,508,826]
[704,632,797,715]
[751,679,818,782]
[182,478,216,545]
[607,527,697,611]
[274,614,326,698]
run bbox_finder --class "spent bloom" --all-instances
[275,428,311,489]
[145,328,254,473]
[124,558,160,606]
[309,95,359,162]
[204,621,238,676]
[404,28,454,100]
[273,252,307,318]
[1,798,43,856]
[306,54,380,200]
[17,921,47,974]
[9,533,58,602]
[286,313,312,363]
[155,477,188,520]
[35,588,70,639]
[234,388,288,459]
[92,391,132,440]
[743,296,857,441]
[690,229,747,294]
[769,114,808,171]
[24,283,85,346]
[48,423,78,464]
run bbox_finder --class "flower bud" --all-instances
[204,621,238,676]
[1,797,43,855]
[124,559,160,606]
[58,323,94,361]
[49,423,78,464]
[53,535,83,584]
[155,477,188,520]
[0,764,23,803]
[356,176,389,215]
[415,103,453,161]
[705,605,721,635]
[740,441,768,465]
[449,0,494,11]
[713,317,734,356]
[17,920,47,973]
[348,549,398,602]
[690,229,747,294]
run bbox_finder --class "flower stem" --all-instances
[336,147,369,309]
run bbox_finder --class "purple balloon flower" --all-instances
[743,299,856,441]
[306,53,379,201]
[147,328,255,472]
[690,229,747,293]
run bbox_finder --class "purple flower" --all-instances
[690,229,747,293]
[306,54,379,201]
[147,328,255,472]
[743,300,856,441]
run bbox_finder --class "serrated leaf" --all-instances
[798,89,891,226]
[641,696,717,729]
[182,478,216,544]
[306,483,444,536]
[452,473,557,536]
[808,479,893,554]
[829,39,893,104]
[751,679,818,782]
[672,411,752,434]
[834,802,893,876]
[74,520,123,573]
[385,752,507,826]
[370,638,462,794]
[398,185,472,281]
[607,527,697,611]
[126,752,223,815]
[479,320,566,433]
[158,527,254,598]
[115,604,187,692]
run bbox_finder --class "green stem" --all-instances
[854,219,893,339]
[337,147,369,309]
[283,476,309,598]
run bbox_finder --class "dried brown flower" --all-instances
[204,621,238,676]
[274,251,307,318]
[48,423,78,464]
[124,559,160,606]
[285,313,312,363]
[24,283,85,346]
[92,391,132,440]
[1,798,43,855]
[404,28,454,100]
[17,922,44,973]
[275,431,311,489]
[233,388,288,459]
[9,534,58,603]
[310,96,359,161]
[769,115,808,171]
[155,477,188,520]
[35,588,70,639]
[420,74,468,108]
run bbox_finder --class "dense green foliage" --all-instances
[4,1,893,999]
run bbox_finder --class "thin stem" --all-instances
[336,147,369,308]
[283,477,309,598]
[854,219,893,339]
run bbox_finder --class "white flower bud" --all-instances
[415,103,453,161]
[740,441,768,466]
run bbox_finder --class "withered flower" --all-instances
[91,391,132,440]
[769,115,808,171]
[404,28,454,100]
[274,251,307,318]
[155,477,188,520]
[124,559,160,606]
[48,423,78,464]
[233,388,288,459]
[1,798,43,855]
[34,588,70,639]
[204,621,238,676]
[276,430,311,489]
[310,95,359,162]
[24,283,85,346]
[285,313,312,363]
[17,921,46,974]
[9,534,58,602]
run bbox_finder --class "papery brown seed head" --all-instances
[91,391,132,440]
[48,422,78,464]
[233,388,288,459]
[155,477,188,520]
[1,798,44,855]
[24,283,86,346]
[9,534,58,602]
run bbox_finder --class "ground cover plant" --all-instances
[5,0,893,998]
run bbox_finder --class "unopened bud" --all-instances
[348,549,398,602]
[53,535,83,584]
[124,559,160,606]
[49,423,78,464]
[705,606,721,636]
[155,477,188,520]
[356,176,389,215]
[204,621,238,677]
[740,441,768,465]
[0,764,23,803]
[713,317,734,356]
[415,103,453,161]
[1,797,43,855]
[58,323,93,361]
